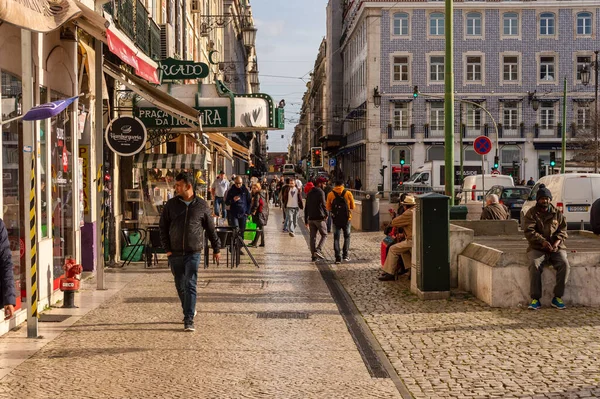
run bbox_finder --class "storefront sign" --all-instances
[79,146,90,215]
[159,58,209,81]
[135,107,228,129]
[105,116,147,156]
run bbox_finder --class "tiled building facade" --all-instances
[336,0,598,192]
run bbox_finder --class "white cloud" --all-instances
[254,18,285,37]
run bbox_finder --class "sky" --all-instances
[251,0,327,153]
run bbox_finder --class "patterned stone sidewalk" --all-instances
[321,230,600,399]
[0,212,400,399]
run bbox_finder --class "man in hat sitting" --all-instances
[523,184,569,310]
[378,195,416,281]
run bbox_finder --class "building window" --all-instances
[503,12,519,36]
[393,103,409,132]
[466,56,482,81]
[540,102,555,130]
[466,12,482,36]
[503,102,519,131]
[466,103,482,136]
[577,103,591,129]
[540,13,555,36]
[430,56,445,81]
[429,102,444,132]
[577,56,592,82]
[430,13,444,36]
[577,12,592,36]
[427,145,444,161]
[503,56,518,81]
[393,56,409,82]
[393,12,409,36]
[464,147,480,161]
[540,56,555,81]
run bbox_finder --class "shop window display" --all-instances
[1,71,23,309]
[50,90,74,280]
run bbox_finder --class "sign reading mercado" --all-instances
[136,107,228,128]
[105,116,147,156]
[159,58,209,81]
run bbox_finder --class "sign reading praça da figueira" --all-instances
[136,107,229,128]
[159,58,209,81]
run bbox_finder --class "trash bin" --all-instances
[415,193,450,293]
[449,205,468,220]
[361,192,380,232]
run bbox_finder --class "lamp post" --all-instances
[581,51,599,173]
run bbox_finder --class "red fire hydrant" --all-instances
[60,257,82,308]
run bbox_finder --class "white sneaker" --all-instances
[289,232,295,237]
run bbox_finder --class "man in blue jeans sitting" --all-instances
[160,173,221,331]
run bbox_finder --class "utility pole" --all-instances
[444,0,455,204]
[595,51,599,174]
[561,76,567,174]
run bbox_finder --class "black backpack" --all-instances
[331,190,350,228]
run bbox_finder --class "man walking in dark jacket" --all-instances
[160,173,221,331]
[304,177,328,261]
[0,218,15,320]
[225,175,252,237]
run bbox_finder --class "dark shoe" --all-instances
[184,321,195,332]
[259,243,265,247]
[311,257,317,262]
[335,259,341,264]
[378,273,396,281]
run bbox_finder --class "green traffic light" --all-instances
[550,161,556,167]
[400,159,405,165]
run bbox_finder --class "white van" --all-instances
[520,173,600,230]
[459,174,515,204]
[282,163,295,175]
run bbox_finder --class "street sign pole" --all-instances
[481,155,486,210]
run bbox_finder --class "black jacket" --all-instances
[225,184,251,219]
[0,219,15,307]
[304,187,328,224]
[159,196,220,255]
[592,198,600,235]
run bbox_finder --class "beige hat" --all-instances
[401,195,416,206]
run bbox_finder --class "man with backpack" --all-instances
[304,177,328,262]
[326,179,355,264]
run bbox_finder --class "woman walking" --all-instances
[249,183,267,247]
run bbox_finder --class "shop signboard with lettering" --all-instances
[135,107,228,129]
[158,58,210,81]
[105,116,147,156]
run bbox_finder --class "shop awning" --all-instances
[71,1,109,44]
[206,133,250,162]
[133,153,207,170]
[103,60,200,129]
[0,0,81,32]
[105,25,159,84]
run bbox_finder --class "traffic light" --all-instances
[493,155,499,169]
[400,150,406,165]
[311,147,323,168]
[307,161,311,167]
[245,167,251,175]
[379,165,388,177]
[413,86,419,99]
[550,152,556,167]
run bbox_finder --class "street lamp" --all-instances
[242,26,257,49]
[528,91,540,112]
[373,87,381,108]
[581,50,599,173]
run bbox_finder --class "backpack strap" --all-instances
[340,189,347,199]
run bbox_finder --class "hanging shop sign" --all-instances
[105,116,147,156]
[135,107,228,128]
[159,58,210,81]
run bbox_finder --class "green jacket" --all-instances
[523,204,568,252]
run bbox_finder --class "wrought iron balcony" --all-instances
[149,19,161,60]
[118,0,135,41]
[104,0,158,61]
[135,0,150,54]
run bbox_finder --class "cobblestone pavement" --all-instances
[320,230,600,399]
[0,209,400,398]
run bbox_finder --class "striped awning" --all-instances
[132,153,207,170]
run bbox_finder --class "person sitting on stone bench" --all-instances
[378,195,416,281]
[523,184,570,310]
[480,194,509,220]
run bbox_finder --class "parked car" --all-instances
[282,163,296,176]
[486,185,532,221]
[520,173,600,230]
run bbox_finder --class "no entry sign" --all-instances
[473,136,492,155]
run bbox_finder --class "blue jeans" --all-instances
[284,207,299,233]
[333,222,351,260]
[214,196,226,218]
[228,215,247,237]
[169,253,201,322]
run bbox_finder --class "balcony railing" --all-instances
[135,0,150,54]
[388,127,410,139]
[346,128,365,145]
[118,0,135,41]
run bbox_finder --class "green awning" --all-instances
[133,153,207,170]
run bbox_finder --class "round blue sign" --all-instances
[473,136,492,155]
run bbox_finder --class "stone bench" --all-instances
[456,232,600,307]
